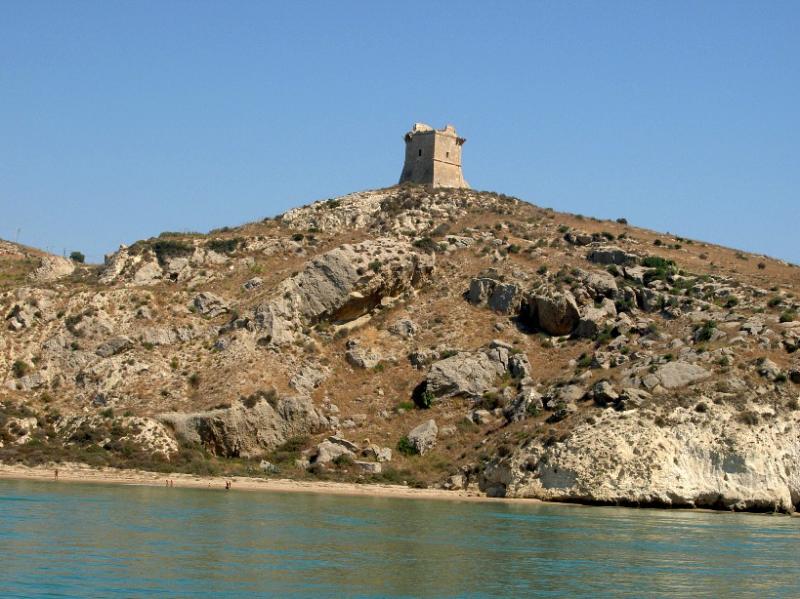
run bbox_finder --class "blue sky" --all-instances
[2,1,798,263]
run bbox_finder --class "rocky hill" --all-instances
[2,185,799,512]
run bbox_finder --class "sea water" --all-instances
[0,479,798,598]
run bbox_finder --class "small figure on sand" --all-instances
[54,468,59,480]
[225,480,231,490]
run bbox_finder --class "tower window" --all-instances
[418,149,422,157]
[446,151,450,158]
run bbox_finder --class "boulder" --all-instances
[504,388,543,422]
[363,444,393,462]
[243,277,263,291]
[581,270,618,298]
[192,292,228,317]
[524,289,580,336]
[95,336,133,358]
[260,460,279,474]
[617,387,651,410]
[470,409,495,425]
[564,231,594,246]
[653,361,712,389]
[407,419,438,455]
[311,440,355,465]
[591,381,619,407]
[388,318,419,339]
[468,277,522,314]
[508,352,532,380]
[586,246,639,266]
[574,306,609,339]
[426,351,505,398]
[468,277,495,305]
[327,435,359,452]
[353,461,382,474]
[757,358,782,381]
[344,340,381,369]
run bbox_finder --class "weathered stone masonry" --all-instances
[399,123,469,188]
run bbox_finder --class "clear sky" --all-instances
[2,1,798,264]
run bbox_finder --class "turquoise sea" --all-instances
[0,479,798,598]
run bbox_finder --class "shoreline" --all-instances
[0,462,532,504]
[1,463,796,517]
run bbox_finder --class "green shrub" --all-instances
[12,360,29,378]
[332,453,354,468]
[206,238,242,254]
[397,436,418,456]
[576,353,593,369]
[69,251,85,264]
[412,237,441,254]
[152,239,193,265]
[694,320,717,342]
[415,390,435,409]
[779,310,796,323]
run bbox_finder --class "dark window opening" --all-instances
[446,151,450,158]
[418,149,422,157]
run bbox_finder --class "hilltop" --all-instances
[2,185,799,512]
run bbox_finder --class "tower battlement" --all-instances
[398,123,469,188]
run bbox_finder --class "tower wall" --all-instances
[399,123,469,188]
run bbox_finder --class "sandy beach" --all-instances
[0,462,538,504]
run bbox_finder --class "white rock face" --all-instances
[28,256,75,282]
[244,238,434,347]
[160,395,327,458]
[408,419,438,455]
[482,405,800,512]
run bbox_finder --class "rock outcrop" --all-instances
[481,404,800,513]
[160,395,327,458]
[28,256,75,283]
[407,419,438,455]
[238,238,434,347]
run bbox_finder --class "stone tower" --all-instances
[398,123,469,188]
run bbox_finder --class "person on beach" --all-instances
[54,468,58,480]
[225,480,231,490]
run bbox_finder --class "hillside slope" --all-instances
[2,185,799,511]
